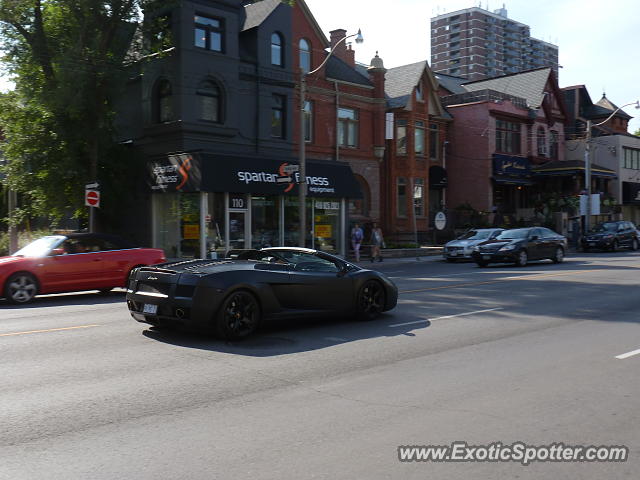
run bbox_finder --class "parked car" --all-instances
[443,228,504,261]
[1,233,166,304]
[126,247,398,340]
[471,227,567,267]
[581,221,639,252]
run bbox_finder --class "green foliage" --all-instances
[634,128,640,137]
[0,0,174,227]
[0,227,55,256]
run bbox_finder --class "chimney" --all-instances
[329,29,354,67]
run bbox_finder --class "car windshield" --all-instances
[496,229,529,240]
[12,236,65,257]
[591,223,617,233]
[458,230,492,240]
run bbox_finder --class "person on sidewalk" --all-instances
[370,222,385,262]
[350,222,364,262]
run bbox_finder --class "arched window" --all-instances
[271,32,283,66]
[299,38,311,73]
[537,126,546,156]
[157,79,173,123]
[197,79,222,123]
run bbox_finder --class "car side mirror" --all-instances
[50,247,65,256]
[529,235,539,241]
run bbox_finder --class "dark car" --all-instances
[126,247,398,340]
[471,227,567,267]
[1,233,166,304]
[581,221,639,252]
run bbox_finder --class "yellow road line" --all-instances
[0,324,101,337]
[400,270,588,294]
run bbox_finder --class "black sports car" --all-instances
[471,227,567,267]
[126,247,398,340]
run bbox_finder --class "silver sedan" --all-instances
[443,228,504,261]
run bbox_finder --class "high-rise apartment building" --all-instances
[431,6,558,81]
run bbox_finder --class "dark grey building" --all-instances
[431,6,558,81]
[115,0,359,258]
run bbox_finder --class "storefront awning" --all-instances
[148,153,363,198]
[493,175,534,186]
[532,160,617,178]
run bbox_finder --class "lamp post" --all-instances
[584,100,639,233]
[298,29,363,248]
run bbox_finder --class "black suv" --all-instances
[581,221,639,252]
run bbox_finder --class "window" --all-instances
[413,178,425,217]
[157,79,173,123]
[194,14,223,52]
[429,123,440,160]
[338,107,358,147]
[495,119,521,154]
[549,130,558,159]
[624,148,640,170]
[397,177,407,217]
[271,94,286,138]
[271,32,283,66]
[396,119,407,155]
[303,100,312,142]
[349,175,370,217]
[299,38,311,73]
[537,126,546,156]
[197,80,222,123]
[415,121,425,155]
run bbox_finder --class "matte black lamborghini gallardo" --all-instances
[126,248,398,340]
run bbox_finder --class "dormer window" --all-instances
[271,32,284,67]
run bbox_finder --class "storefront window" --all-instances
[207,192,226,257]
[252,196,280,248]
[314,199,341,253]
[284,196,312,247]
[153,192,201,259]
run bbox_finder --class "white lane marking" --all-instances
[388,308,502,327]
[615,348,640,360]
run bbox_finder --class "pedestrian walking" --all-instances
[370,222,385,262]
[350,223,364,262]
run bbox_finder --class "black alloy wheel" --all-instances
[515,250,528,267]
[476,260,489,268]
[357,280,385,321]
[216,290,260,340]
[611,240,619,252]
[632,238,639,251]
[552,247,564,264]
[4,272,39,304]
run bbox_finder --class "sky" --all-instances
[305,0,640,133]
[1,0,638,132]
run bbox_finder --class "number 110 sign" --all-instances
[229,193,247,210]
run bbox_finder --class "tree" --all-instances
[634,128,640,137]
[0,0,172,226]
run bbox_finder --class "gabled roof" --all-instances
[325,55,372,87]
[385,60,426,108]
[462,67,552,108]
[596,94,632,120]
[243,0,282,31]
[433,72,467,95]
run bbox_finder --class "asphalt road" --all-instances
[1,251,638,479]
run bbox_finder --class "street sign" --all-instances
[85,189,100,208]
[85,182,100,190]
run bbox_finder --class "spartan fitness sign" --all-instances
[148,153,362,198]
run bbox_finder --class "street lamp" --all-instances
[583,99,640,232]
[298,29,363,248]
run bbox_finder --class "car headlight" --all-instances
[472,246,480,252]
[499,244,516,251]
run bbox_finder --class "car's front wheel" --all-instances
[4,272,39,304]
[215,290,260,341]
[357,280,385,321]
[631,238,639,251]
[552,247,564,264]
[515,250,528,267]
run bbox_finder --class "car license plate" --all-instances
[589,242,596,246]
[483,255,490,260]
[450,251,457,256]
[143,304,157,315]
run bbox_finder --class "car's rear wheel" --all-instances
[215,290,260,341]
[357,280,385,321]
[552,247,564,264]
[4,272,38,304]
[631,238,638,251]
[515,250,528,267]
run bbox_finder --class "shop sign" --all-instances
[492,154,531,177]
[229,193,248,210]
[183,224,200,240]
[315,224,332,238]
[315,201,340,210]
[434,211,447,231]
[150,153,202,192]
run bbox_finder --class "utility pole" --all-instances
[8,188,18,253]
